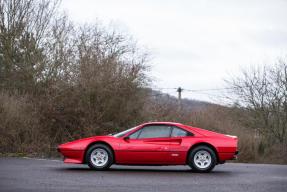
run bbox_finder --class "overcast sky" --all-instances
[61,0,287,103]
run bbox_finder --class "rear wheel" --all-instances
[86,144,113,170]
[188,145,217,173]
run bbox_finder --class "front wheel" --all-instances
[188,145,217,173]
[86,144,114,170]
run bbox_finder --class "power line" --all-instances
[150,86,240,106]
[152,86,237,93]
[151,87,177,90]
[182,87,237,92]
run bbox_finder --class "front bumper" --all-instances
[57,146,84,164]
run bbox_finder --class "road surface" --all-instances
[0,157,286,192]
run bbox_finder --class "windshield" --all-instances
[113,127,137,138]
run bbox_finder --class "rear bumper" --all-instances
[232,150,239,160]
[218,150,239,161]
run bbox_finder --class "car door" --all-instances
[167,126,193,164]
[117,125,172,164]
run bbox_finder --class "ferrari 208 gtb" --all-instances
[58,122,238,172]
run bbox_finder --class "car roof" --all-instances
[142,122,184,126]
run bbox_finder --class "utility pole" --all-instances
[177,87,182,111]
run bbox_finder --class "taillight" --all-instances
[225,134,237,139]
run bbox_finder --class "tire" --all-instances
[86,144,114,170]
[188,145,217,173]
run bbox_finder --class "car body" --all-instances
[58,122,238,172]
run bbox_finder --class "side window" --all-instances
[129,130,141,139]
[171,127,190,137]
[138,125,171,139]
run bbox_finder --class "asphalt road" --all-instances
[0,157,287,192]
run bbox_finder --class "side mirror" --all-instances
[123,136,130,141]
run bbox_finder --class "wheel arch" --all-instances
[83,141,115,164]
[186,142,219,164]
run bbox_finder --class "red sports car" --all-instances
[58,122,238,172]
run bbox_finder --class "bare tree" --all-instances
[0,0,59,92]
[227,59,287,144]
[0,0,151,154]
